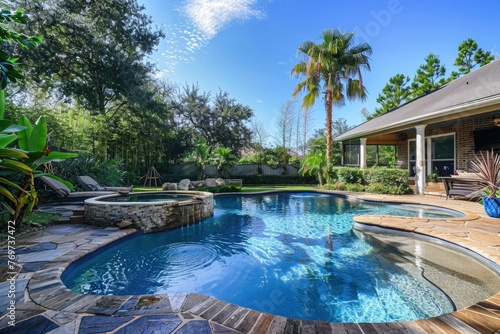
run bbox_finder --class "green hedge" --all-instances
[234,175,317,185]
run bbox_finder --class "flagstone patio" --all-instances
[1,192,499,333]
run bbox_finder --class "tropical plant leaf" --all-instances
[0,119,12,132]
[0,148,29,159]
[0,89,4,118]
[28,116,48,152]
[0,123,26,133]
[0,176,26,191]
[17,116,32,151]
[0,159,33,174]
[0,133,17,148]
[0,186,17,204]
[46,151,79,160]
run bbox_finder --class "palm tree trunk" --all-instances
[325,92,333,166]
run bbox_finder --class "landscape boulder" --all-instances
[178,179,193,190]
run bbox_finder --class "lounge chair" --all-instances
[77,175,132,192]
[40,176,115,199]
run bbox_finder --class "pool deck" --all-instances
[1,192,499,334]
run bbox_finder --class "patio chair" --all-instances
[77,175,132,192]
[39,176,115,200]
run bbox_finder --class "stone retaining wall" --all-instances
[84,192,214,233]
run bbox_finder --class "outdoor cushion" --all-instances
[77,175,131,192]
[40,176,114,199]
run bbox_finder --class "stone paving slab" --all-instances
[0,193,499,333]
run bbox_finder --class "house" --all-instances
[334,59,500,194]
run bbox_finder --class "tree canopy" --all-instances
[175,84,254,154]
[11,0,164,115]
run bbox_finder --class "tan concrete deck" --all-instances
[1,192,499,333]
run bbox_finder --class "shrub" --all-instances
[234,175,317,185]
[321,167,412,195]
[336,167,365,184]
[54,153,127,188]
[345,183,365,192]
[366,182,386,193]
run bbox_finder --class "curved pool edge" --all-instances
[21,192,500,333]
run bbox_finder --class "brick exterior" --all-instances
[396,115,497,172]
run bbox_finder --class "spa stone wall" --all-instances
[84,193,213,233]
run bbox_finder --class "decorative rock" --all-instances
[178,179,192,190]
[118,220,134,229]
[162,182,178,190]
[191,181,205,187]
[215,178,226,186]
[205,178,217,187]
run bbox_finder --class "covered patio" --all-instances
[334,59,500,194]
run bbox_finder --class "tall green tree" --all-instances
[291,29,371,166]
[176,85,254,153]
[451,38,494,78]
[11,0,164,115]
[370,74,411,119]
[0,8,42,94]
[411,53,446,99]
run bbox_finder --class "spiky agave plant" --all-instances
[469,150,500,198]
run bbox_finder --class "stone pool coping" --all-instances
[1,191,499,333]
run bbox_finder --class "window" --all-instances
[367,145,396,167]
[343,144,359,165]
[408,133,455,177]
[430,134,455,176]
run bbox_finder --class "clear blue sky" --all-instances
[137,0,499,140]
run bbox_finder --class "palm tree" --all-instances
[185,138,211,180]
[291,29,372,166]
[213,147,237,178]
[300,150,328,185]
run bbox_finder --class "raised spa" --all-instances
[84,191,214,232]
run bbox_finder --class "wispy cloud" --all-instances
[160,0,267,74]
[183,0,265,39]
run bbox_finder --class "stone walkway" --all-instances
[0,192,499,333]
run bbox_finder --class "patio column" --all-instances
[359,138,367,169]
[415,125,427,194]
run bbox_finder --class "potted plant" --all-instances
[469,150,500,218]
[426,168,444,189]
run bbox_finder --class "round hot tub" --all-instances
[84,191,214,233]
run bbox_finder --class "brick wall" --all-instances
[395,115,496,172]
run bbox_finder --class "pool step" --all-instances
[73,209,85,216]
[69,215,85,224]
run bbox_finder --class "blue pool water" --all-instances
[64,192,467,322]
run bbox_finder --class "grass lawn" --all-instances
[134,185,318,193]
[1,211,61,243]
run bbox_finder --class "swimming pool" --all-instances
[64,192,499,323]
